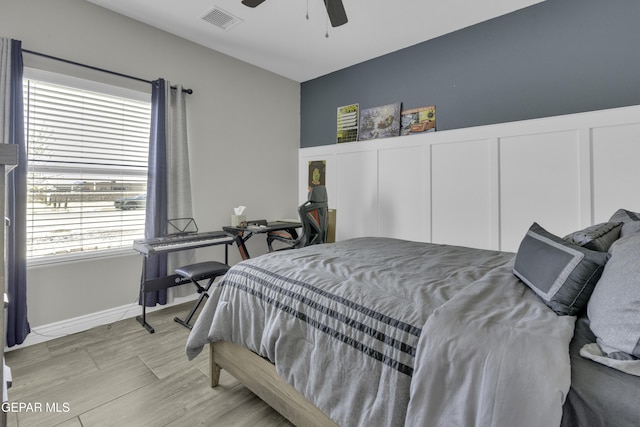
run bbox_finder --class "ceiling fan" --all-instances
[241,0,348,28]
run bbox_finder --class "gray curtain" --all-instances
[143,79,194,306]
[1,38,30,346]
[165,82,195,300]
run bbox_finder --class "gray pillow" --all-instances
[588,232,640,359]
[513,223,608,316]
[609,208,640,237]
[563,221,622,252]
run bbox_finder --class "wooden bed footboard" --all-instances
[210,342,339,427]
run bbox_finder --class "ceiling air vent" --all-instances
[202,6,243,31]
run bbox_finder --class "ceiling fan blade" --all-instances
[324,0,348,27]
[242,0,266,7]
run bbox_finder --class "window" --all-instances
[23,70,151,261]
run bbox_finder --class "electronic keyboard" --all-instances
[133,230,233,255]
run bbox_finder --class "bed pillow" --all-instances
[513,222,608,316]
[563,221,622,252]
[609,208,640,237]
[587,232,640,360]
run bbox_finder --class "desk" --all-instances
[223,221,302,260]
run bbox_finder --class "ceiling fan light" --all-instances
[324,0,348,27]
[241,0,266,7]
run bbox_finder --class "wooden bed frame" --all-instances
[209,341,339,427]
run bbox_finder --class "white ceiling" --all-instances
[86,0,544,82]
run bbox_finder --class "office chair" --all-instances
[267,185,329,251]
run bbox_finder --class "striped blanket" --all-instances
[186,237,574,427]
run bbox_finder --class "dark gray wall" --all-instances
[300,0,640,147]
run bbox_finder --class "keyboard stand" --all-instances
[137,262,192,333]
[134,232,231,333]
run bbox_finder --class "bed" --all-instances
[186,212,640,427]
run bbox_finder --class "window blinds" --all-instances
[24,78,151,259]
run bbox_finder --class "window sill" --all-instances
[27,248,139,268]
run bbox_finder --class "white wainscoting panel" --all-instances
[499,130,582,252]
[378,145,429,241]
[299,105,640,252]
[431,139,494,249]
[335,150,379,241]
[591,123,640,222]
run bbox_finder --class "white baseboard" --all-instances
[5,294,198,351]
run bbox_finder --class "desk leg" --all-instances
[233,233,251,260]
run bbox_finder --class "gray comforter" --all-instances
[186,237,575,427]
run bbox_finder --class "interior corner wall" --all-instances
[300,0,640,147]
[1,0,300,329]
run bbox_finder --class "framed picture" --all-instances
[308,160,326,189]
[358,102,401,141]
[401,105,436,135]
[337,104,359,143]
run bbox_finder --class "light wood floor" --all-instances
[4,302,293,427]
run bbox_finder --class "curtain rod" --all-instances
[22,49,193,94]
